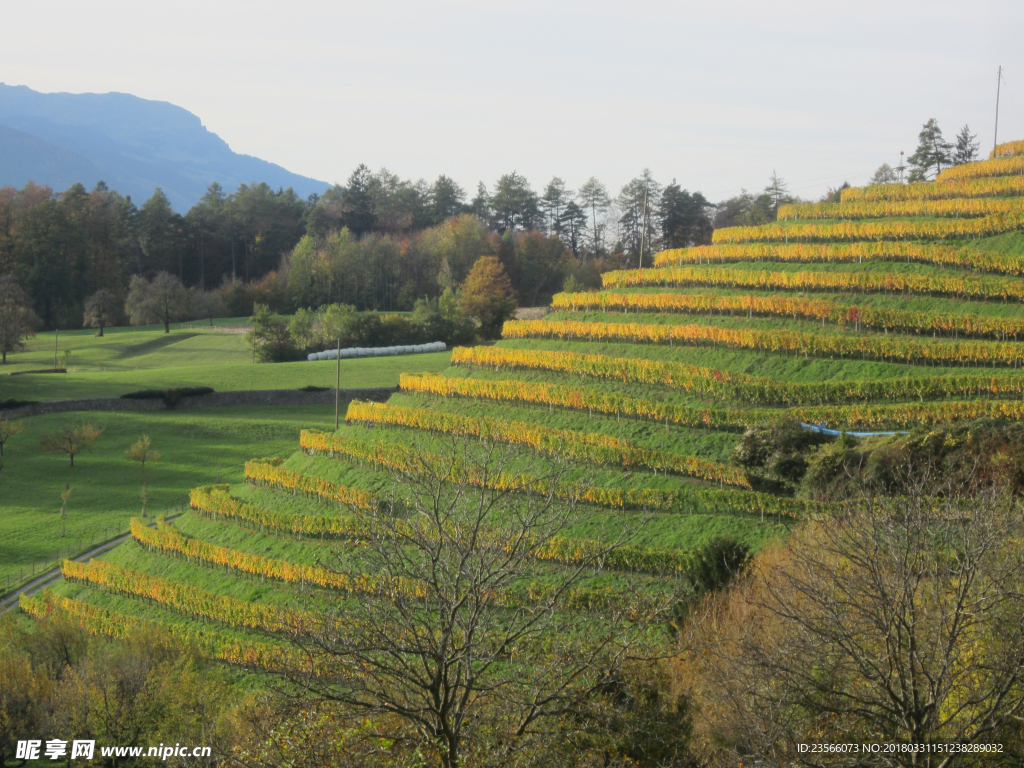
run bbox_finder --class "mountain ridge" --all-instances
[0,83,331,210]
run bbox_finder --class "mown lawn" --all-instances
[1,325,451,400]
[0,404,337,588]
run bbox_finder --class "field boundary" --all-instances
[0,386,398,419]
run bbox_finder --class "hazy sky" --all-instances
[4,0,1023,203]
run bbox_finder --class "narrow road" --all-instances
[0,515,182,615]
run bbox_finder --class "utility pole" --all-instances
[334,337,342,431]
[994,65,1003,154]
[638,186,648,272]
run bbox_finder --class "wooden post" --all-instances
[335,338,342,431]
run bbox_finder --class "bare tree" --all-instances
[82,288,120,336]
[39,422,103,467]
[684,485,1024,766]
[284,436,678,768]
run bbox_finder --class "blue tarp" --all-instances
[799,421,909,438]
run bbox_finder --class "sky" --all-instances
[3,0,1024,203]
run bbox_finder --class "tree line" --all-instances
[0,166,720,331]
[0,118,983,333]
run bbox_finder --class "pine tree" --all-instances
[907,119,953,181]
[953,124,980,166]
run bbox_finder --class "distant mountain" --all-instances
[0,83,331,211]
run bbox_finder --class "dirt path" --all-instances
[0,515,182,615]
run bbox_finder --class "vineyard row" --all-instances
[502,319,1024,368]
[711,213,1024,244]
[400,371,1024,432]
[936,156,1024,182]
[603,264,1024,303]
[654,242,1024,276]
[451,345,1024,406]
[779,197,1024,222]
[552,290,1024,341]
[840,175,1024,204]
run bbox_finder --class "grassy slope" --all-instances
[0,404,337,585]
[2,325,450,400]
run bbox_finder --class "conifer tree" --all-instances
[908,119,953,181]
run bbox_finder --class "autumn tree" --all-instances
[459,256,517,338]
[0,274,39,364]
[0,418,23,456]
[684,486,1024,765]
[125,272,187,333]
[82,287,120,336]
[39,422,103,467]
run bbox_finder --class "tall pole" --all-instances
[994,65,1003,154]
[334,337,342,431]
[638,187,648,272]
[54,328,59,369]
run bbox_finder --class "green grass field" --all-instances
[2,323,451,400]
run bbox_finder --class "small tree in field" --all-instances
[126,435,161,516]
[82,288,120,336]
[59,484,73,537]
[39,422,103,467]
[0,418,23,457]
[459,256,517,339]
[125,272,187,333]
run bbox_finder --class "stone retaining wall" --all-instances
[0,387,397,419]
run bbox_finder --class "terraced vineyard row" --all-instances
[711,214,1024,243]
[451,345,1024,405]
[605,264,1024,301]
[840,175,1024,203]
[936,155,1024,180]
[655,242,1024,275]
[503,319,1024,367]
[553,291,1024,339]
[779,197,1024,221]
[400,372,1024,431]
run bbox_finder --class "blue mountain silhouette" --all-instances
[0,83,330,211]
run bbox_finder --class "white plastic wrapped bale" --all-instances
[307,353,318,361]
